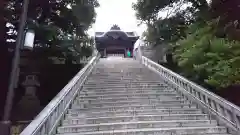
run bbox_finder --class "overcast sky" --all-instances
[87,0,211,37]
[88,0,146,36]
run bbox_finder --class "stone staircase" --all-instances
[54,57,231,135]
[19,44,240,135]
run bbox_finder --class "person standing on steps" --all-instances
[127,50,131,57]
[133,48,138,60]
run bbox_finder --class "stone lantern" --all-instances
[22,75,40,98]
[14,75,41,120]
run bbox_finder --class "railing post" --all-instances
[232,108,240,130]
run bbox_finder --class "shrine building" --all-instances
[95,25,139,57]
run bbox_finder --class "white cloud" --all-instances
[88,0,146,36]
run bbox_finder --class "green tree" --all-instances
[144,11,191,46]
[174,21,240,88]
[0,0,99,119]
[5,0,99,63]
[133,0,240,89]
[132,0,209,24]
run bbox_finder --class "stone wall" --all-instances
[140,44,168,63]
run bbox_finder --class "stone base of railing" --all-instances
[10,121,30,135]
[0,120,11,135]
[0,120,31,135]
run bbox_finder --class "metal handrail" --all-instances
[141,56,240,133]
[20,53,100,135]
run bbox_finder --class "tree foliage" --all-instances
[133,0,240,89]
[0,0,100,119]
[172,21,239,87]
[4,0,99,63]
[132,0,208,23]
[144,10,191,46]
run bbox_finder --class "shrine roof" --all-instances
[95,30,138,38]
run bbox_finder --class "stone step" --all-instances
[87,78,161,80]
[90,75,159,77]
[91,70,153,72]
[75,98,186,104]
[65,114,210,124]
[91,71,155,73]
[92,69,152,71]
[89,72,144,74]
[75,95,183,102]
[56,126,227,135]
[83,84,167,88]
[93,67,147,69]
[92,69,152,70]
[87,77,160,79]
[80,89,175,94]
[71,103,196,110]
[91,71,152,73]
[87,75,159,77]
[87,76,159,78]
[90,73,154,75]
[82,86,169,90]
[78,93,179,98]
[81,87,172,92]
[78,91,178,98]
[85,83,166,86]
[92,68,148,69]
[67,108,203,116]
[59,120,218,132]
[92,69,149,71]
[86,80,162,83]
[86,78,161,80]
[89,74,155,76]
[84,82,165,85]
[86,80,163,83]
[83,85,166,88]
[88,77,158,79]
[86,80,163,82]
[89,72,153,74]
[72,100,189,108]
[88,78,160,80]
[72,102,191,109]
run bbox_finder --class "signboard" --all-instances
[107,54,124,57]
[106,45,124,50]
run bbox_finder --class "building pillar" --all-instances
[104,48,107,57]
[124,48,127,57]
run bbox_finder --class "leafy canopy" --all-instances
[133,0,240,88]
[4,0,100,63]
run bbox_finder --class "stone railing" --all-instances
[20,52,100,135]
[79,56,92,64]
[141,56,240,134]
